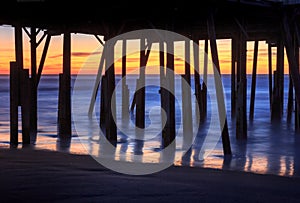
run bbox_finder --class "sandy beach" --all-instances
[0,148,299,203]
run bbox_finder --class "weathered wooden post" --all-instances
[271,70,281,121]
[231,37,237,118]
[182,39,193,150]
[37,35,51,86]
[207,12,232,155]
[268,43,273,109]
[203,39,208,118]
[57,73,62,137]
[271,39,284,121]
[249,41,259,120]
[58,31,72,146]
[193,39,202,122]
[20,69,30,145]
[278,40,285,117]
[295,32,300,131]
[121,39,129,122]
[30,27,38,143]
[136,38,146,129]
[104,39,117,144]
[100,75,107,130]
[287,75,293,123]
[88,42,106,116]
[163,39,176,148]
[287,32,296,123]
[159,41,167,140]
[10,25,24,147]
[10,62,19,147]
[236,31,247,140]
[282,12,300,132]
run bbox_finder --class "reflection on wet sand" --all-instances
[69,116,300,177]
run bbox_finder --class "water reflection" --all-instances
[1,75,300,177]
[43,114,300,177]
[1,114,298,177]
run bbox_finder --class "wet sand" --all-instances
[1,148,300,203]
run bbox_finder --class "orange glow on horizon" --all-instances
[0,27,291,75]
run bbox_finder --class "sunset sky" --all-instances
[0,26,290,75]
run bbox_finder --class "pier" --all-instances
[2,0,300,160]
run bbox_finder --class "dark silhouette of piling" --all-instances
[10,62,19,147]
[231,38,237,118]
[268,43,273,109]
[182,39,193,150]
[250,40,259,120]
[163,40,175,148]
[135,38,146,129]
[104,40,117,144]
[30,27,37,143]
[202,39,208,118]
[20,69,30,145]
[207,11,232,155]
[271,39,284,121]
[58,32,71,145]
[193,39,202,122]
[121,39,129,121]
[236,30,247,140]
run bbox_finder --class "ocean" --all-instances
[0,74,300,176]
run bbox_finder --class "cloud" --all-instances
[72,51,101,57]
[48,54,62,59]
[48,51,102,59]
[175,57,184,61]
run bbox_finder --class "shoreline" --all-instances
[1,147,300,202]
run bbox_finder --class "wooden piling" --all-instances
[37,34,51,86]
[193,39,202,122]
[15,26,23,70]
[287,76,293,123]
[10,62,19,147]
[159,41,165,89]
[268,43,273,109]
[296,103,300,131]
[121,39,129,121]
[289,19,300,133]
[287,32,296,124]
[271,70,281,121]
[249,41,259,120]
[231,38,237,118]
[104,40,117,144]
[100,75,107,130]
[277,40,284,117]
[182,39,193,150]
[203,39,208,118]
[88,43,106,116]
[207,12,232,155]
[20,69,30,145]
[294,32,300,131]
[57,73,63,137]
[58,32,72,142]
[282,12,300,132]
[236,31,247,140]
[159,41,167,138]
[184,40,191,85]
[135,38,146,129]
[163,40,175,148]
[271,39,284,122]
[14,25,23,106]
[30,27,37,143]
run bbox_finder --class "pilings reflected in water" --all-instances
[6,4,300,171]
